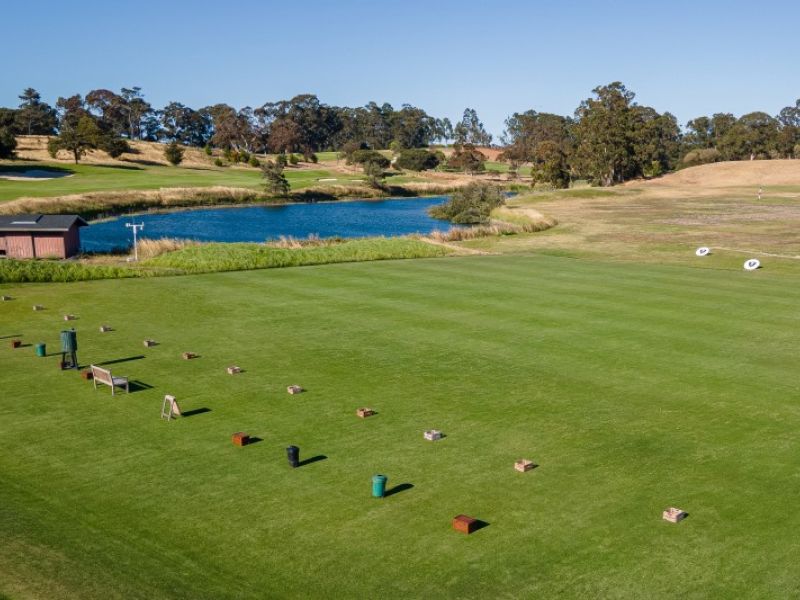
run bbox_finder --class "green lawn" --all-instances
[0,163,331,201]
[2,254,800,598]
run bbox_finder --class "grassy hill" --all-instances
[2,254,800,598]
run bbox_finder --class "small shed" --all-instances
[0,214,88,259]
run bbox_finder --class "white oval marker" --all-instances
[696,247,711,257]
[744,258,761,271]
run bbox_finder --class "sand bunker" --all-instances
[0,169,73,181]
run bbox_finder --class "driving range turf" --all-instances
[2,254,799,598]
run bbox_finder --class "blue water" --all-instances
[81,196,451,252]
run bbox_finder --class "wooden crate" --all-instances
[232,432,250,447]
[0,295,11,301]
[63,314,76,321]
[287,385,303,395]
[227,366,242,375]
[452,514,478,534]
[356,407,375,418]
[143,339,157,348]
[182,352,198,360]
[32,305,43,311]
[515,459,535,472]
[662,507,687,523]
[80,370,94,380]
[424,429,443,441]
[11,339,21,349]
[99,325,112,333]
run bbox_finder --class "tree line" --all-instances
[1,83,799,187]
[501,82,800,187]
[0,87,493,163]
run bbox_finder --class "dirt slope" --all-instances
[631,159,800,189]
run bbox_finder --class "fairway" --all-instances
[0,163,332,202]
[2,254,800,598]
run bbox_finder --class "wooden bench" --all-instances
[90,364,129,396]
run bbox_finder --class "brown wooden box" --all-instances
[11,339,21,349]
[287,385,303,395]
[227,366,242,375]
[80,370,94,380]
[64,314,76,321]
[453,514,478,534]
[143,339,156,348]
[0,295,11,301]
[232,432,250,447]
[99,325,112,332]
[32,305,43,311]
[356,407,375,418]
[182,352,198,360]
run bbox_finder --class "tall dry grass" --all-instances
[427,208,557,242]
[136,237,200,259]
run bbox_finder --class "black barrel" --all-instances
[286,445,299,468]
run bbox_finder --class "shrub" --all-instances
[99,137,131,159]
[223,148,235,162]
[794,143,800,159]
[350,149,390,169]
[288,153,299,166]
[204,144,212,156]
[214,158,224,167]
[396,149,440,171]
[428,182,505,224]
[262,160,290,197]
[308,152,318,163]
[276,154,288,167]
[248,155,261,168]
[164,141,184,166]
[238,150,251,164]
[681,148,721,167]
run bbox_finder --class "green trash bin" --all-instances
[372,474,387,498]
[35,343,46,357]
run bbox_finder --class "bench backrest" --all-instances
[90,365,113,385]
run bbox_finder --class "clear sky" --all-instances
[2,0,798,137]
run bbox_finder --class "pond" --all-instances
[80,196,452,252]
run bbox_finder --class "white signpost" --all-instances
[126,222,144,261]
[744,258,761,271]
[695,247,711,257]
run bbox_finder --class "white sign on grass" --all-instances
[744,258,761,271]
[696,247,711,257]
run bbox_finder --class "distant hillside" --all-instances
[633,159,800,189]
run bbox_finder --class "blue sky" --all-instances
[2,0,798,137]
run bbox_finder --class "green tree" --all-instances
[47,115,101,163]
[15,88,57,135]
[531,140,570,188]
[363,160,385,189]
[446,144,486,174]
[453,108,492,146]
[0,127,17,158]
[262,160,290,196]
[428,182,505,224]
[395,148,440,171]
[164,141,184,166]
[349,149,390,168]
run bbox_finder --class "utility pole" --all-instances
[126,221,144,261]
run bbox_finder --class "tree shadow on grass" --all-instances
[128,380,153,393]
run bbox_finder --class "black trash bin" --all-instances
[286,445,300,468]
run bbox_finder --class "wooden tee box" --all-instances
[0,295,11,301]
[232,432,250,447]
[356,407,375,418]
[143,339,157,348]
[287,385,303,395]
[80,369,93,380]
[63,314,76,321]
[182,352,198,360]
[662,507,688,523]
[11,339,21,349]
[452,514,479,534]
[424,429,443,441]
[99,325,112,333]
[32,304,43,311]
[515,459,536,472]
[227,366,242,375]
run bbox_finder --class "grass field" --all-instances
[0,163,331,202]
[3,254,800,598]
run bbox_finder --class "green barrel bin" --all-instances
[60,329,78,352]
[35,343,46,357]
[372,474,387,498]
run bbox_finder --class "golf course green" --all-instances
[2,254,799,598]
